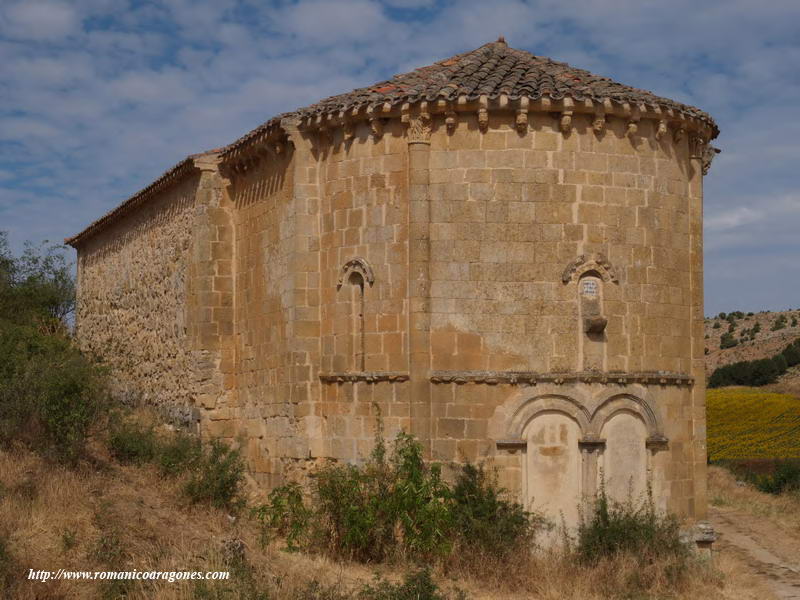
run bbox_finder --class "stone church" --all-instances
[67,39,719,532]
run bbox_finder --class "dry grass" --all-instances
[0,437,780,600]
[708,464,800,534]
[0,442,373,599]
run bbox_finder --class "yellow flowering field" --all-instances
[706,388,800,460]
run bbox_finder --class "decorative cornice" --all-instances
[429,370,694,387]
[319,371,410,384]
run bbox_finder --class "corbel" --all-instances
[673,127,685,143]
[498,93,509,110]
[419,100,430,123]
[400,103,411,125]
[315,114,332,145]
[626,104,640,137]
[369,117,384,138]
[516,96,529,133]
[341,111,355,141]
[656,120,668,140]
[560,97,574,134]
[592,99,607,133]
[478,95,489,132]
[442,99,457,133]
[366,106,383,138]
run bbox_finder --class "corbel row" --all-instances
[298,95,715,149]
[222,133,289,176]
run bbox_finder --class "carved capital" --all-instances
[406,114,432,144]
[689,135,706,158]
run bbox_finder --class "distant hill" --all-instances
[704,309,800,377]
[705,309,800,373]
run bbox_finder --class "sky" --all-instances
[0,0,798,316]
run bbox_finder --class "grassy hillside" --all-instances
[707,388,800,460]
[705,309,800,374]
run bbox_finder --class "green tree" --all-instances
[0,232,106,462]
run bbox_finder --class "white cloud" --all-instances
[2,1,80,40]
[0,0,798,313]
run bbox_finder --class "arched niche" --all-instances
[600,410,649,504]
[523,411,583,531]
[590,393,663,439]
[507,394,591,440]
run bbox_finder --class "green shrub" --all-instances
[107,419,158,464]
[255,482,311,551]
[256,427,544,568]
[719,332,737,349]
[451,463,538,561]
[577,486,688,571]
[782,341,800,367]
[0,233,108,463]
[312,432,453,562]
[708,341,799,388]
[712,321,720,329]
[772,314,788,331]
[158,432,202,477]
[357,569,462,600]
[751,460,800,495]
[184,439,245,510]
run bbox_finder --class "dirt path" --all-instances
[711,506,800,599]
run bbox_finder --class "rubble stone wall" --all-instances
[76,172,202,422]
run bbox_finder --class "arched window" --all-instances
[337,258,374,372]
[347,270,366,371]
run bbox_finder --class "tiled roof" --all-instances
[302,40,711,120]
[224,38,716,155]
[69,39,717,245]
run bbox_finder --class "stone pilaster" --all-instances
[187,153,235,435]
[406,112,433,456]
[688,136,708,519]
[281,117,323,462]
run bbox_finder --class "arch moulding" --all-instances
[561,253,619,284]
[336,257,375,290]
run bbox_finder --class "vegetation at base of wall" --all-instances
[708,337,800,388]
[706,388,800,460]
[107,418,158,464]
[255,428,542,567]
[0,232,109,463]
[577,486,687,565]
[184,438,245,510]
[107,416,244,510]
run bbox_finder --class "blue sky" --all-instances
[1,0,798,316]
